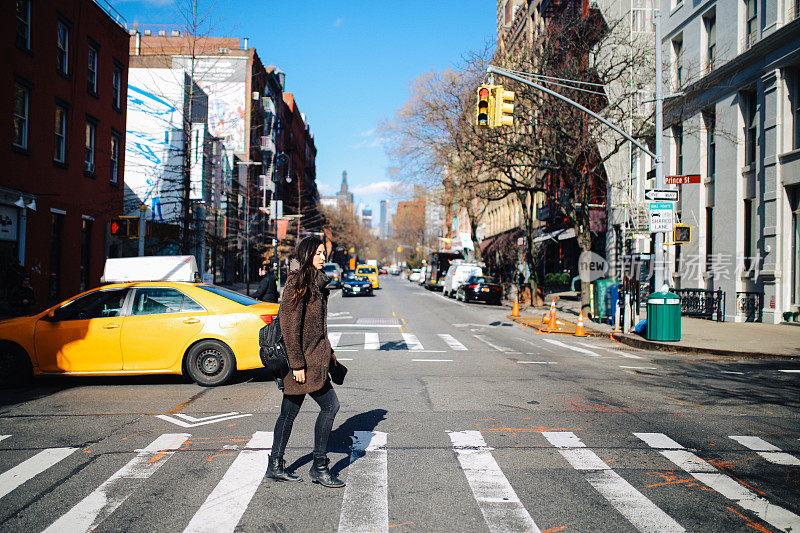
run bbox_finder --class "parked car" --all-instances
[408,269,421,282]
[355,265,380,289]
[443,262,483,298]
[322,262,343,288]
[388,265,401,275]
[0,256,279,387]
[341,273,374,297]
[379,267,388,275]
[456,275,503,305]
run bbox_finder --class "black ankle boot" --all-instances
[266,455,301,482]
[309,455,345,488]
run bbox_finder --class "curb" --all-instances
[612,333,800,360]
[508,315,607,337]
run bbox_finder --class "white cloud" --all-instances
[333,17,343,27]
[348,129,385,149]
[351,181,398,196]
[317,182,335,195]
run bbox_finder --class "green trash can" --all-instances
[645,290,682,341]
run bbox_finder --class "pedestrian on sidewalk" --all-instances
[253,262,279,303]
[265,236,345,488]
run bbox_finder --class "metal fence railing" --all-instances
[672,288,725,322]
[736,291,763,322]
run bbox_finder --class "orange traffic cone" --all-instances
[512,296,520,317]
[574,313,587,337]
[547,301,558,330]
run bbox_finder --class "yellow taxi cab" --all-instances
[355,264,379,289]
[0,256,278,387]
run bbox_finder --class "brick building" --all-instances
[3,0,129,313]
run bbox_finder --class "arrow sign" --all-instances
[155,412,253,428]
[645,189,678,202]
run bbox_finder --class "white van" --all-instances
[442,262,483,298]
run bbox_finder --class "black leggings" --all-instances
[272,381,340,459]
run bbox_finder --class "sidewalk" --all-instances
[508,291,800,359]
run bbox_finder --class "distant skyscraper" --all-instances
[379,200,388,238]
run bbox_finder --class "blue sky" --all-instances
[110,0,497,222]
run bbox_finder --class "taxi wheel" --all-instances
[0,343,32,388]
[184,341,236,387]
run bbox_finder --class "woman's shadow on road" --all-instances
[286,408,387,475]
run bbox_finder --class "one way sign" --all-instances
[645,189,678,202]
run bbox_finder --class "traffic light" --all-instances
[673,224,691,244]
[397,246,403,253]
[476,85,494,128]
[495,86,515,127]
[110,219,127,237]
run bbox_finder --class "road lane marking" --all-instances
[517,361,558,364]
[576,342,643,359]
[337,358,353,361]
[721,371,744,375]
[778,369,800,373]
[619,366,658,370]
[438,334,468,351]
[448,431,542,533]
[338,431,388,533]
[635,432,800,532]
[402,333,424,351]
[411,359,453,362]
[328,332,342,350]
[184,432,273,533]
[0,435,10,442]
[0,447,77,500]
[44,433,190,533]
[156,412,252,428]
[542,339,602,357]
[364,332,379,351]
[328,324,402,328]
[542,432,684,533]
[729,436,800,466]
[473,334,511,353]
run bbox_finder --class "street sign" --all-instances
[665,174,701,184]
[644,189,678,202]
[649,202,674,233]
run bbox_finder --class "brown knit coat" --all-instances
[278,270,333,395]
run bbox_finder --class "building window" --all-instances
[794,71,800,150]
[743,198,753,271]
[13,83,29,149]
[80,219,92,292]
[705,110,715,180]
[87,45,98,95]
[85,121,96,173]
[745,0,757,48]
[16,0,30,50]
[49,212,64,302]
[674,124,683,175]
[110,132,120,184]
[112,66,122,110]
[706,207,714,271]
[54,105,67,163]
[57,22,69,75]
[631,0,655,32]
[673,36,684,87]
[704,12,716,71]
[745,91,757,165]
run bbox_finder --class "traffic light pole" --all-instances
[487,52,667,289]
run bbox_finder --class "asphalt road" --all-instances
[0,275,798,532]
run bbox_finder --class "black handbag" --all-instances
[329,359,348,385]
[259,317,290,374]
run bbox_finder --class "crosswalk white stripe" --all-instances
[543,339,602,357]
[636,433,800,532]
[338,431,388,533]
[0,447,77,500]
[402,333,424,351]
[364,332,379,350]
[576,342,643,359]
[634,432,683,449]
[729,436,800,466]
[438,334,467,351]
[328,332,342,350]
[183,432,273,533]
[448,431,541,533]
[0,435,10,442]
[543,432,684,533]
[473,334,511,353]
[43,433,190,533]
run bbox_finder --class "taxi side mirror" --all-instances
[47,309,56,319]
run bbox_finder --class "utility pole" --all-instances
[138,204,146,256]
[652,0,666,291]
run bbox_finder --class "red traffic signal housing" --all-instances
[476,86,492,128]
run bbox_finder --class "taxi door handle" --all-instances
[183,318,200,324]
[103,324,120,330]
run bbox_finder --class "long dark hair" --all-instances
[290,236,324,305]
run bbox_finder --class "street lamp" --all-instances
[236,160,262,295]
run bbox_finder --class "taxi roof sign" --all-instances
[101,255,199,283]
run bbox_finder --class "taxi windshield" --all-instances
[356,267,376,274]
[198,285,262,306]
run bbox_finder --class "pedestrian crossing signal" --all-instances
[673,224,691,244]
